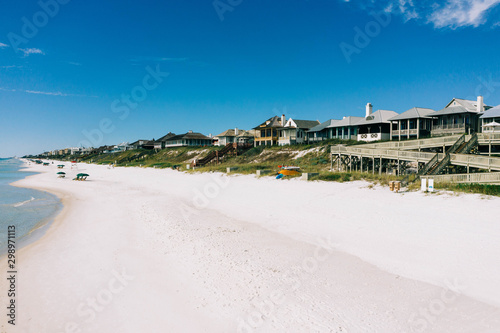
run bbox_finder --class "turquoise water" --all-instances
[0,158,62,254]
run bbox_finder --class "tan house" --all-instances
[253,115,286,146]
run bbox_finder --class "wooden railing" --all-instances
[421,172,500,184]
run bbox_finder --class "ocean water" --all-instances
[0,158,62,254]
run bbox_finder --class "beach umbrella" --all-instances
[77,173,89,177]
[58,164,64,167]
[57,172,66,175]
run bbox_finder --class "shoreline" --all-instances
[1,160,499,331]
[8,167,71,261]
[0,160,63,258]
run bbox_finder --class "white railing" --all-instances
[478,133,500,142]
[432,124,466,130]
[332,146,441,161]
[449,154,500,171]
[421,172,500,184]
[360,135,462,150]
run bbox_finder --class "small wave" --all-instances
[13,197,35,207]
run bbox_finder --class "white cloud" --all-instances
[0,87,95,97]
[19,48,44,57]
[0,42,9,48]
[344,0,500,28]
[428,0,500,28]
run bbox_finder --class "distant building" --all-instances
[480,105,500,133]
[356,103,398,142]
[307,119,339,143]
[214,128,255,146]
[111,142,132,153]
[130,139,155,150]
[253,115,286,146]
[278,118,320,146]
[163,131,213,147]
[153,132,176,149]
[328,116,364,141]
[389,107,435,140]
[431,97,491,136]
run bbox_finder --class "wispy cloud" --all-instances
[0,87,96,97]
[0,42,9,49]
[346,0,500,28]
[428,0,500,28]
[67,61,82,66]
[19,48,44,57]
[0,65,23,69]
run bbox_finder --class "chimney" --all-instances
[477,96,484,113]
[235,127,239,136]
[366,103,373,118]
[188,130,193,133]
[281,114,286,126]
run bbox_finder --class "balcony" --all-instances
[358,132,390,142]
[392,129,419,136]
[431,124,467,136]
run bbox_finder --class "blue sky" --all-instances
[1,0,500,156]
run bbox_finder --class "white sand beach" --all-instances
[2,161,500,332]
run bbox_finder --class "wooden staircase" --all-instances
[192,143,252,168]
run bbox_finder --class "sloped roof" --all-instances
[388,107,435,121]
[432,106,472,116]
[356,110,398,126]
[165,132,212,141]
[253,116,284,129]
[328,116,364,128]
[308,119,340,132]
[445,98,492,112]
[215,129,254,137]
[289,119,321,129]
[156,132,176,142]
[480,105,500,119]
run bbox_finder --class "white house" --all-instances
[278,118,320,146]
[356,103,398,142]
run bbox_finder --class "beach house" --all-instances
[163,131,213,147]
[356,103,398,142]
[214,128,255,146]
[431,97,491,136]
[328,116,364,140]
[278,118,320,146]
[480,105,500,133]
[153,132,176,149]
[307,119,340,143]
[253,115,286,146]
[388,107,435,140]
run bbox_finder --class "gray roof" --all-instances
[432,106,473,116]
[215,129,254,137]
[156,132,176,142]
[480,105,500,119]
[290,119,321,129]
[388,107,435,121]
[165,132,212,141]
[356,110,399,126]
[328,116,364,128]
[444,98,492,113]
[308,119,340,132]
